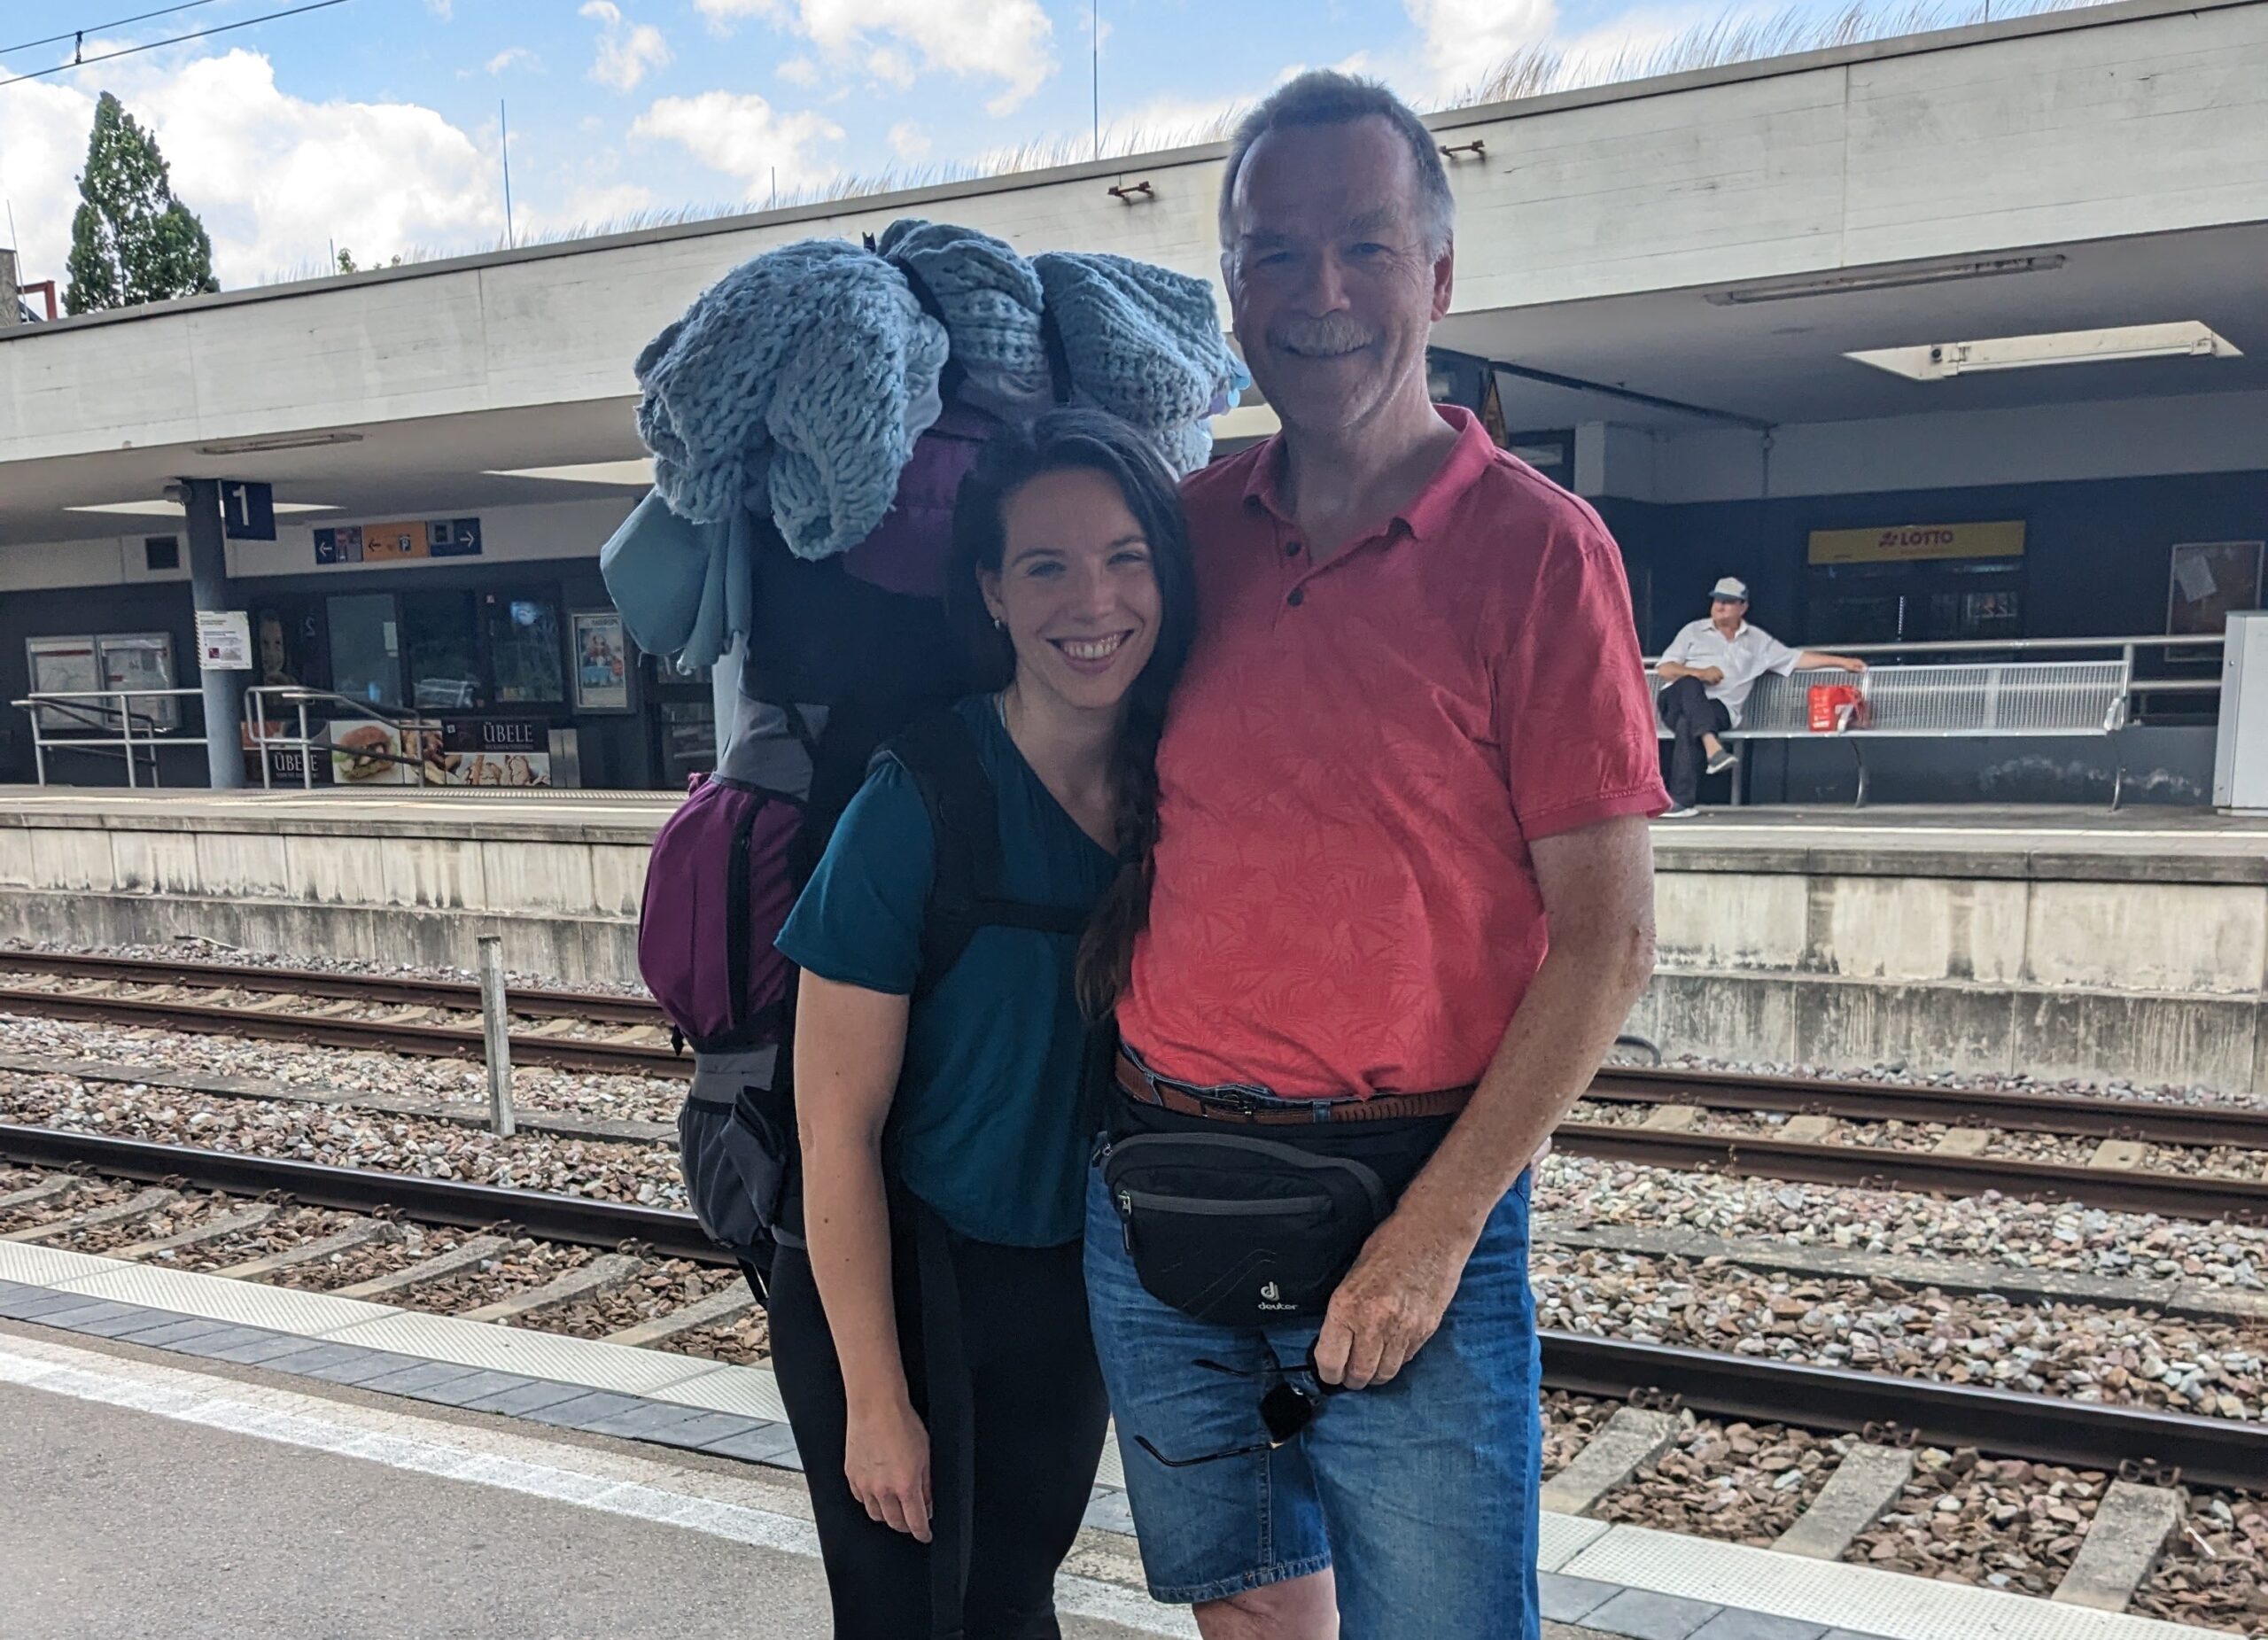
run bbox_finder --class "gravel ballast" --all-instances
[0,1012,685,1124]
[0,1072,686,1207]
[1534,1247,2267,1420]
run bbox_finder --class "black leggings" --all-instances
[766,1228,1109,1640]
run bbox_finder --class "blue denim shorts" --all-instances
[1084,1161,1542,1637]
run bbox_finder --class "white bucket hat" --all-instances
[1709,577,1749,602]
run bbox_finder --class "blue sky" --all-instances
[0,0,1842,288]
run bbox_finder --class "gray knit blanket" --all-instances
[633,220,1244,561]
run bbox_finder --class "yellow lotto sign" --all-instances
[1807,520,2026,564]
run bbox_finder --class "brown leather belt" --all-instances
[1115,1050,1473,1126]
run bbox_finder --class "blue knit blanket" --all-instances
[632,221,1243,563]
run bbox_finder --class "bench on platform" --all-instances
[1648,658,2133,807]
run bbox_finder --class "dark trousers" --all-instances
[767,1228,1110,1640]
[1658,675,1733,807]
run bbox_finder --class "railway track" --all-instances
[4,1120,2264,1494]
[2,949,2266,1221]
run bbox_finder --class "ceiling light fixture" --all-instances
[195,431,366,455]
[483,460,657,486]
[1708,253,2066,306]
[1847,321,2241,380]
[66,499,341,517]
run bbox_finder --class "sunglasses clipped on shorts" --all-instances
[1131,1346,1353,1469]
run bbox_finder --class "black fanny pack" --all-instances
[1099,1097,1450,1328]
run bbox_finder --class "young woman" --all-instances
[766,408,1198,1639]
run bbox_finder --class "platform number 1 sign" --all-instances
[220,480,276,541]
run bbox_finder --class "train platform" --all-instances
[0,784,2259,860]
[4,1244,2206,1640]
[1,788,2261,1092]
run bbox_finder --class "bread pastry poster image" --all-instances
[423,719,553,787]
[328,719,412,783]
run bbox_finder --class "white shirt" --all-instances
[1660,618,1799,727]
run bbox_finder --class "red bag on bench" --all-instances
[1807,683,1866,732]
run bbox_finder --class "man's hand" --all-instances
[1695,665,1725,685]
[1312,1203,1480,1390]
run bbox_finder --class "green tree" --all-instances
[64,91,220,315]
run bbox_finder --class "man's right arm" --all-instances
[1656,626,1704,682]
[1651,626,1714,685]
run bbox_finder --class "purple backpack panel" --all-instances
[840,403,998,600]
[640,773,803,1052]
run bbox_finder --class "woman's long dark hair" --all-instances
[945,408,1198,1017]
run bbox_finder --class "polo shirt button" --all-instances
[1286,588,1305,608]
[1285,541,1301,557]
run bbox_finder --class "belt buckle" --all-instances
[1214,1088,1260,1120]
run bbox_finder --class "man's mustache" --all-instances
[1266,316,1377,355]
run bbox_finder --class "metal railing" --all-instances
[9,688,209,787]
[243,687,429,790]
[1643,632,2223,725]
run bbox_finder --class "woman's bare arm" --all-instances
[794,969,931,1539]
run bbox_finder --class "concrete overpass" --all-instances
[0,0,2260,802]
[4,0,2265,562]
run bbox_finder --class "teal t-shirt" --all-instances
[774,695,1117,1247]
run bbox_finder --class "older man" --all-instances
[1657,576,1868,816]
[1084,72,1666,1639]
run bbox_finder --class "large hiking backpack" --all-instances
[639,408,1084,1295]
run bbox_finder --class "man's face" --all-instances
[1711,598,1747,633]
[1222,117,1454,442]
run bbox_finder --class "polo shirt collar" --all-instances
[1241,404,1495,542]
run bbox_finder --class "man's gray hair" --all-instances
[1217,71,1455,258]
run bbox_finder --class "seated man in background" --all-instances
[1656,575,1866,816]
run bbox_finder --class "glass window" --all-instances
[251,602,324,691]
[485,593,564,704]
[326,593,400,707]
[401,590,482,711]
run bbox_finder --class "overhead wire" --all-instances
[2,2,217,59]
[0,0,350,87]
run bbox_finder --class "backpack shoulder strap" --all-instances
[880,706,1089,997]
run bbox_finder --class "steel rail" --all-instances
[12,953,2264,1146]
[1591,1065,2268,1148]
[9,1121,2263,1490]
[0,950,656,1025]
[0,984,681,1077]
[0,1123,713,1259]
[1558,1123,2268,1224]
[1541,1335,2268,1492]
[2,958,2264,1217]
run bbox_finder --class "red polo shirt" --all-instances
[1118,406,1669,1098]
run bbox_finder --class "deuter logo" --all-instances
[1257,1279,1296,1312]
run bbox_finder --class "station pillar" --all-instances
[181,478,245,790]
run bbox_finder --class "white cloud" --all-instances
[695,0,1055,113]
[426,0,454,16]
[485,46,539,74]
[630,90,844,197]
[1406,0,1558,96]
[777,55,819,87]
[581,2,672,93]
[1550,4,1736,81]
[0,51,502,290]
[0,75,93,291]
[1109,87,1253,144]
[888,120,931,161]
